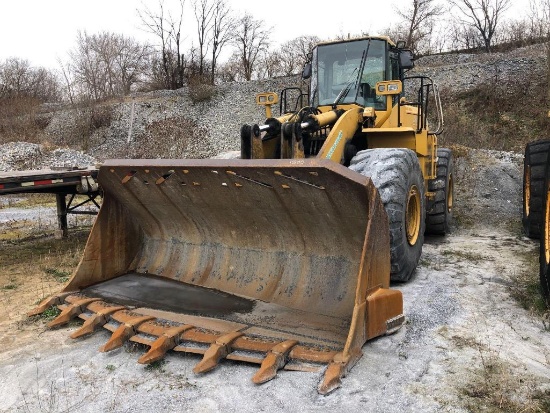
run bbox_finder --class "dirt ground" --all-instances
[0,148,549,413]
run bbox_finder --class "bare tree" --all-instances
[193,0,215,77]
[258,50,282,79]
[117,37,153,94]
[0,58,61,141]
[210,0,234,84]
[528,0,550,38]
[277,36,320,76]
[0,58,60,101]
[217,53,241,82]
[498,19,530,45]
[448,19,483,50]
[427,25,450,53]
[138,0,186,89]
[71,32,103,100]
[450,0,512,51]
[58,59,75,104]
[68,31,151,100]
[395,0,443,54]
[332,31,369,41]
[232,13,270,81]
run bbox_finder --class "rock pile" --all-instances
[0,142,97,172]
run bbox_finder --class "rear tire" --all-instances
[539,156,550,303]
[350,148,425,282]
[523,140,550,239]
[425,148,453,235]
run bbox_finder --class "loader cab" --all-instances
[310,37,404,110]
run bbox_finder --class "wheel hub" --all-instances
[406,185,421,245]
[447,174,454,214]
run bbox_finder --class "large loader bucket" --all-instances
[30,158,404,394]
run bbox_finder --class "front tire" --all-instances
[350,148,425,282]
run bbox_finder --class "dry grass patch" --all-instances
[439,73,549,153]
[460,354,549,413]
[440,333,550,413]
[0,230,89,334]
[507,247,550,318]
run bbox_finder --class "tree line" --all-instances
[0,0,549,106]
[390,0,550,55]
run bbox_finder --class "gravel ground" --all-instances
[0,149,549,413]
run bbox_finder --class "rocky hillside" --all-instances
[0,43,548,172]
[417,43,546,90]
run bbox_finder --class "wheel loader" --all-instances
[29,36,450,394]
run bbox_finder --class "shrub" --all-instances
[188,75,217,103]
[90,105,112,129]
[132,117,209,159]
[0,96,48,144]
[60,103,113,151]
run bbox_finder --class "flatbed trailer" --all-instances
[0,168,100,237]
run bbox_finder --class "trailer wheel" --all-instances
[425,148,453,235]
[350,148,425,282]
[523,140,550,239]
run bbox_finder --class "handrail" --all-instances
[403,75,444,135]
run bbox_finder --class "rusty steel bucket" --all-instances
[30,158,404,394]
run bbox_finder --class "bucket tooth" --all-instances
[252,340,298,384]
[193,331,244,374]
[27,292,72,316]
[318,362,345,395]
[70,306,126,339]
[138,325,194,364]
[100,315,155,352]
[318,351,362,395]
[47,297,101,328]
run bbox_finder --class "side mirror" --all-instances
[399,49,414,70]
[302,63,312,80]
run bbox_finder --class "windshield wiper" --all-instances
[332,40,372,107]
[333,67,358,107]
[353,42,370,102]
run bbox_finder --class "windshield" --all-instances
[311,39,388,110]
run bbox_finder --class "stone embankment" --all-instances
[0,43,546,172]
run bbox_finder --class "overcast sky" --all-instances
[0,0,534,70]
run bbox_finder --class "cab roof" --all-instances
[316,36,396,48]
